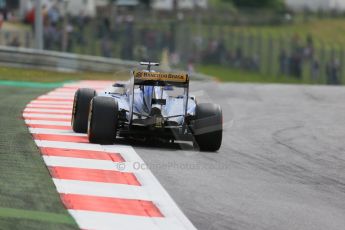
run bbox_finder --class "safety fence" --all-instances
[0,45,210,81]
[1,20,344,85]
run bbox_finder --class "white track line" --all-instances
[43,156,134,173]
[35,140,104,151]
[38,95,74,99]
[23,113,71,119]
[69,210,187,230]
[29,128,85,136]
[53,179,150,200]
[24,108,72,113]
[51,89,77,92]
[47,92,75,96]
[30,101,73,105]
[65,83,112,87]
[37,97,73,101]
[26,104,72,109]
[25,120,71,126]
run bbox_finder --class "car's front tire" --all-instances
[72,88,96,133]
[192,103,223,152]
[88,96,119,144]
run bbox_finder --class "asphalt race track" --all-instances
[132,82,345,230]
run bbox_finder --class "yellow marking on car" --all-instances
[133,71,188,83]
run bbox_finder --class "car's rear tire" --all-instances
[72,88,96,133]
[193,103,223,152]
[88,96,119,144]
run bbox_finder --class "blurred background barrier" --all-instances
[0,45,210,80]
[0,45,137,72]
[0,0,344,85]
[2,21,343,85]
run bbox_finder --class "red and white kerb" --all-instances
[23,81,196,230]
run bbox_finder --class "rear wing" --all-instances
[128,70,190,127]
[132,71,189,87]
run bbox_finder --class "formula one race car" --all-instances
[71,62,222,151]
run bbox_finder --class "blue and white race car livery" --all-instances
[71,62,223,151]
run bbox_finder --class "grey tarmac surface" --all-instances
[130,82,345,230]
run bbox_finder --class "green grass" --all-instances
[0,85,78,229]
[0,207,75,224]
[198,65,312,84]
[0,80,64,88]
[0,66,128,83]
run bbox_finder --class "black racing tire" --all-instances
[72,88,96,133]
[88,96,119,144]
[193,103,223,152]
